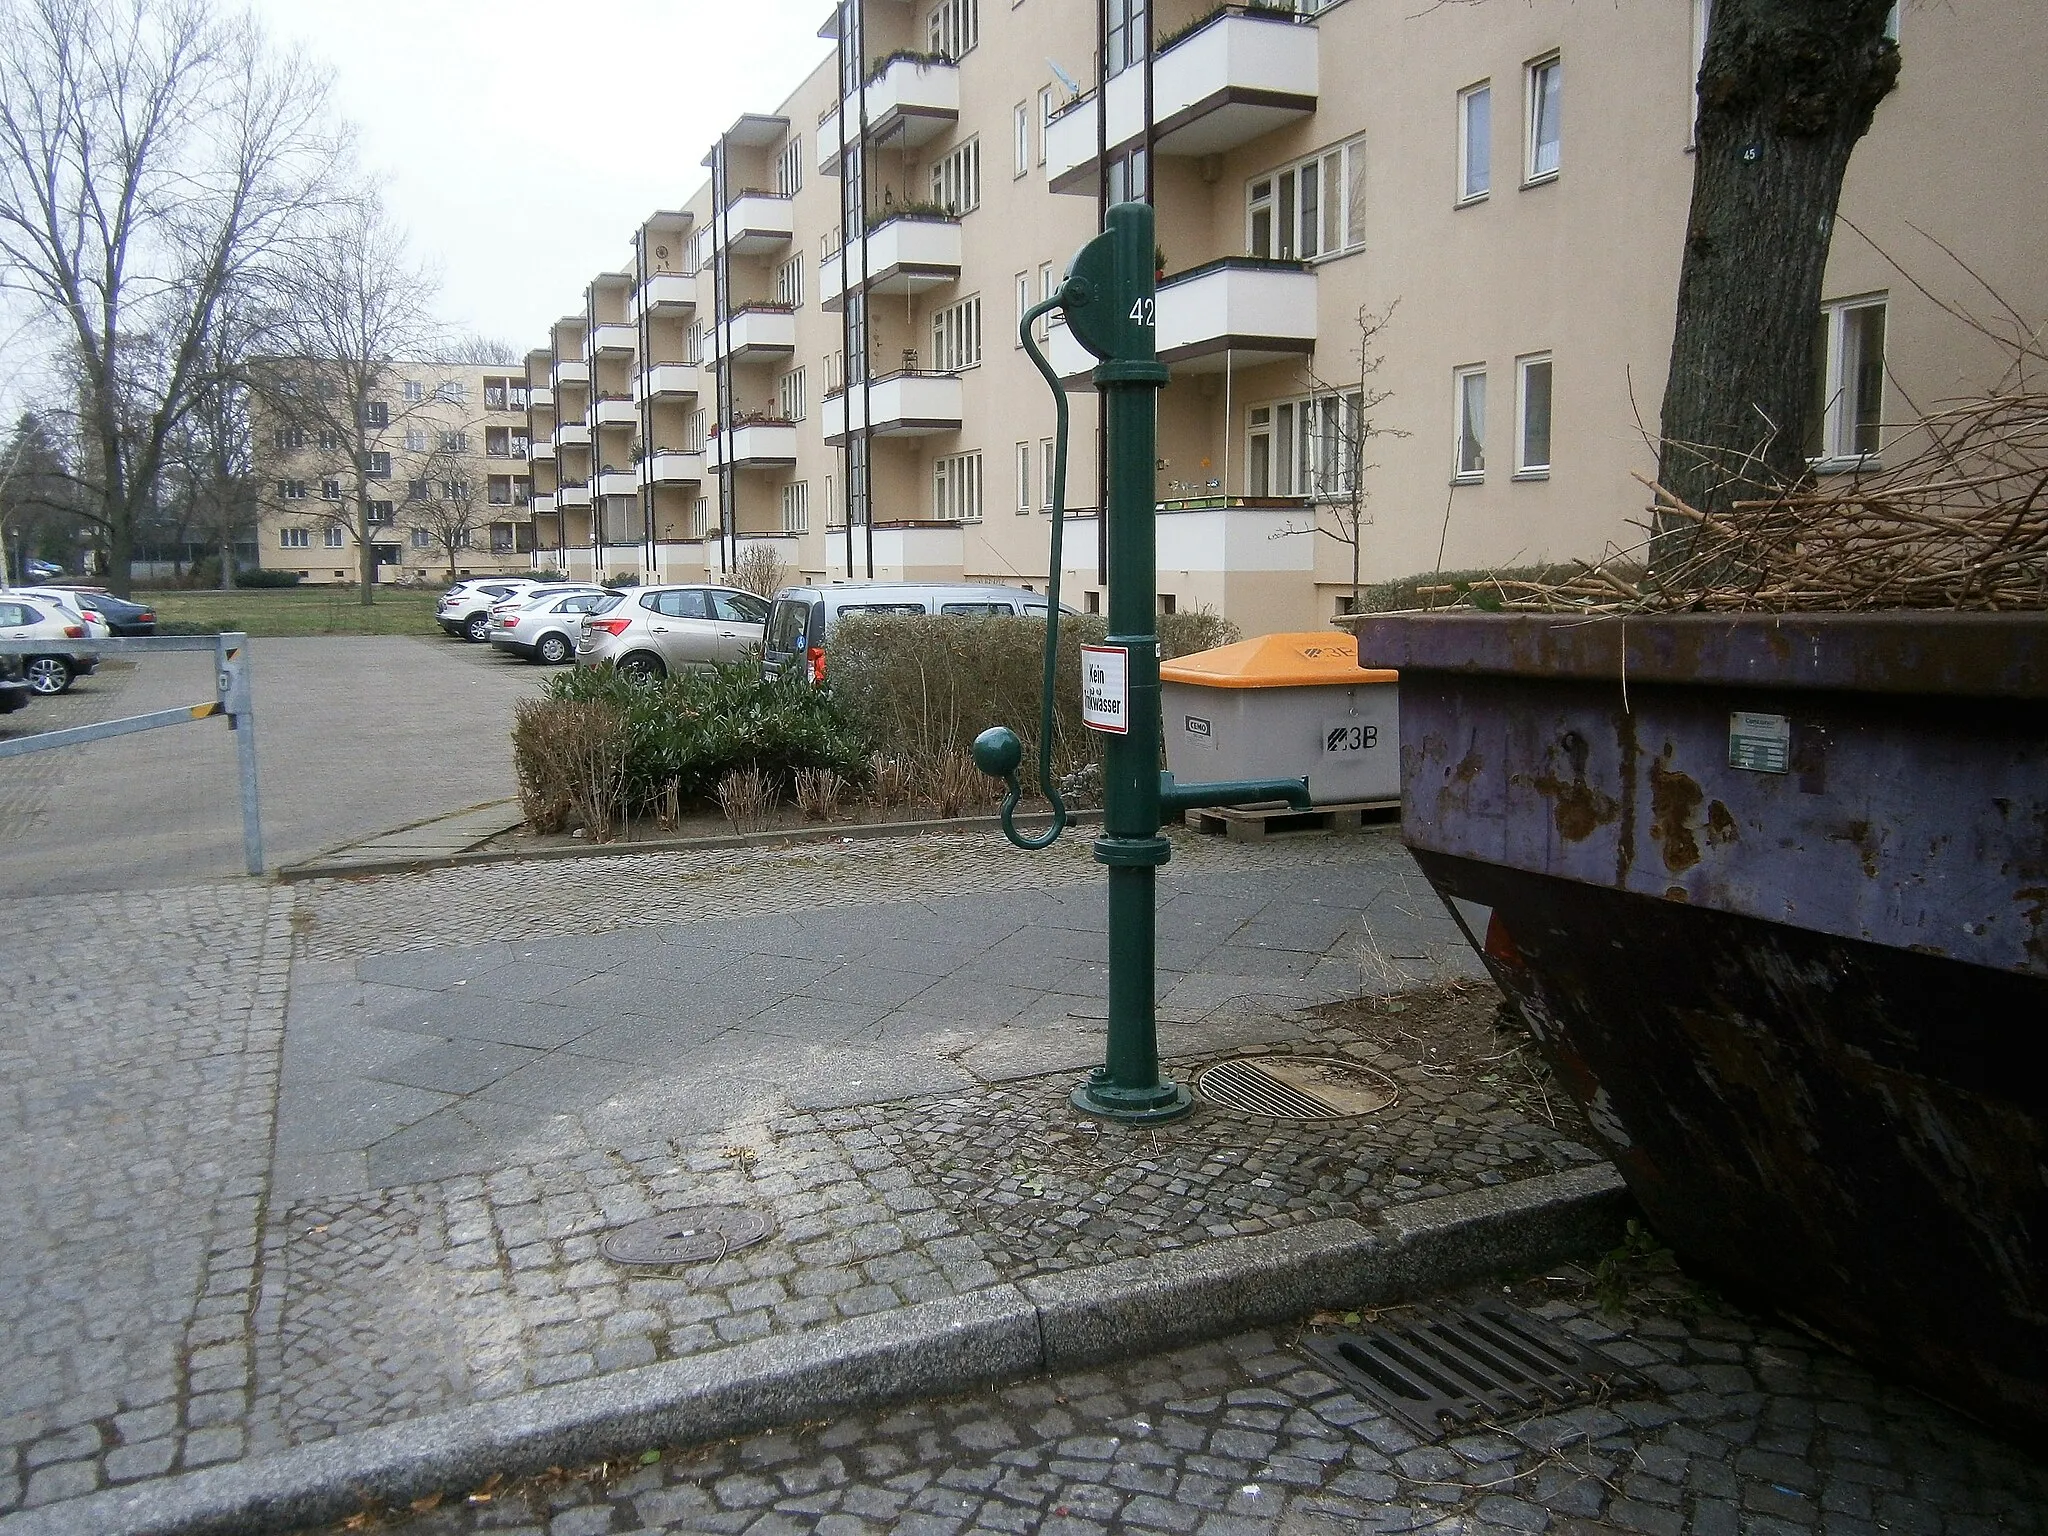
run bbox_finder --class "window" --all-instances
[686,321,705,364]
[933,451,982,521]
[360,401,389,428]
[779,367,808,423]
[781,480,810,533]
[318,429,341,452]
[932,295,982,372]
[410,529,432,550]
[278,479,306,500]
[1015,441,1031,512]
[928,0,978,58]
[404,428,428,452]
[1042,438,1056,510]
[1038,86,1054,164]
[1808,296,1887,465]
[1107,146,1148,205]
[437,380,466,403]
[775,136,804,196]
[324,525,345,548]
[1014,272,1030,347]
[1040,262,1059,333]
[368,500,396,524]
[776,253,805,308]
[484,380,508,410]
[1247,138,1366,260]
[440,432,468,453]
[442,481,468,502]
[1526,55,1561,182]
[1516,354,1553,476]
[690,496,710,538]
[1106,0,1146,76]
[406,478,430,501]
[1243,392,1364,499]
[322,478,342,501]
[1454,366,1487,481]
[931,138,981,215]
[368,451,392,478]
[280,526,309,547]
[1014,103,1030,177]
[684,409,706,452]
[848,434,869,524]
[402,380,424,402]
[273,426,304,451]
[1458,83,1491,203]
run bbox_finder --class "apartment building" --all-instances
[252,361,536,584]
[522,0,2043,632]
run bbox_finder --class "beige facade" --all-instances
[520,0,2044,634]
[252,361,535,584]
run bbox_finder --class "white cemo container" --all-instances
[1160,631,1399,805]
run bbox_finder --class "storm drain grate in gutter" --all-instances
[1303,1301,1638,1435]
[1194,1055,1399,1120]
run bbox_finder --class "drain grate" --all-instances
[1304,1301,1636,1435]
[1194,1055,1398,1120]
[600,1206,774,1267]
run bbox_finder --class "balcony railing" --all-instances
[821,370,965,444]
[828,520,968,582]
[594,396,638,427]
[634,362,700,401]
[706,419,798,473]
[634,271,696,316]
[588,322,635,355]
[712,191,794,256]
[551,359,589,387]
[596,469,637,497]
[1155,495,1315,575]
[709,303,797,362]
[1048,256,1316,382]
[638,450,707,486]
[819,213,963,310]
[820,54,962,175]
[556,421,592,447]
[557,482,593,508]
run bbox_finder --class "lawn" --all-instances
[142,586,445,637]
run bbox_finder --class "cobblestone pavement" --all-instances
[0,881,293,1510]
[300,1259,2048,1535]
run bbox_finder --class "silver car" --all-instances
[576,584,770,680]
[488,586,610,665]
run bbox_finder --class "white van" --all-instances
[760,582,1068,684]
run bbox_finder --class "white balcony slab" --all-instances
[1153,11,1318,157]
[552,359,589,386]
[1049,260,1316,385]
[531,494,557,516]
[821,216,961,310]
[528,438,556,463]
[596,470,638,498]
[635,272,697,314]
[822,372,964,444]
[639,451,706,486]
[828,521,967,582]
[557,483,593,508]
[594,397,638,427]
[529,386,554,409]
[1156,501,1315,574]
[1044,70,1143,195]
[711,307,797,361]
[635,363,700,400]
[589,323,636,355]
[556,421,592,447]
[707,422,798,472]
[714,193,794,256]
[860,56,960,148]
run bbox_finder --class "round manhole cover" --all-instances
[1194,1056,1399,1120]
[600,1206,774,1266]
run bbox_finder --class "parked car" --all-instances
[57,589,156,636]
[0,593,102,694]
[760,582,1070,684]
[12,588,111,639]
[0,653,30,715]
[575,584,770,679]
[436,578,545,641]
[488,586,611,665]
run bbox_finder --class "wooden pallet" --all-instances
[1183,798,1401,841]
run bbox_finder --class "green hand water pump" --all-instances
[973,201,1311,1125]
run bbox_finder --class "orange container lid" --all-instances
[1159,631,1399,689]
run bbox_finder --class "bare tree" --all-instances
[731,541,789,599]
[256,196,444,603]
[1653,0,1898,564]
[0,0,342,596]
[405,436,494,584]
[1272,302,1405,617]
[441,334,520,368]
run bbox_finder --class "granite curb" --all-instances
[2,1165,1629,1536]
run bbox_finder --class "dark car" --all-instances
[66,590,156,635]
[0,653,29,715]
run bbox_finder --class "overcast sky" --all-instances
[250,0,837,356]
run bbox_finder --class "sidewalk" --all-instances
[0,826,1630,1534]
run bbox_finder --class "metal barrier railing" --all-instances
[0,632,262,874]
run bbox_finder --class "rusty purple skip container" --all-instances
[1349,610,2048,1443]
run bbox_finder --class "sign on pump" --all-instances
[1080,644,1129,735]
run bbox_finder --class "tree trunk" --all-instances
[1653,0,1898,571]
[219,537,233,590]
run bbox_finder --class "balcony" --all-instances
[557,482,593,508]
[1048,258,1316,383]
[596,470,638,498]
[822,371,964,445]
[1044,71,1144,195]
[819,214,962,309]
[1155,497,1314,575]
[712,192,794,256]
[594,396,638,428]
[528,386,553,409]
[635,272,696,315]
[829,521,967,582]
[589,322,636,355]
[556,421,592,447]
[706,420,798,473]
[639,450,706,486]
[820,55,961,175]
[1152,8,1318,156]
[710,304,796,363]
[528,436,556,463]
[552,359,589,387]
[635,362,700,401]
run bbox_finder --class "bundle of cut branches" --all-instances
[1418,384,2048,615]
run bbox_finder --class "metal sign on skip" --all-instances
[1081,644,1129,734]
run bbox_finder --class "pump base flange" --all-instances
[1069,1077,1195,1125]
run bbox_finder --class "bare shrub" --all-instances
[868,753,916,811]
[923,749,999,819]
[716,766,779,833]
[511,697,630,840]
[731,543,791,599]
[793,767,847,821]
[654,778,684,833]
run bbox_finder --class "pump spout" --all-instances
[1157,770,1313,817]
